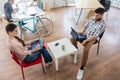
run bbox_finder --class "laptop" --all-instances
[71,27,87,42]
[39,37,44,48]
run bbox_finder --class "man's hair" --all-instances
[95,7,105,15]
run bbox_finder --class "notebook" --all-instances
[70,27,87,42]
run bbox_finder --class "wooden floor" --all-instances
[0,7,120,80]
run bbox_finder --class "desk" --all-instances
[75,0,104,25]
[12,6,46,20]
[47,38,78,71]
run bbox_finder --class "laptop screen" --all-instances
[71,27,87,41]
[71,27,79,40]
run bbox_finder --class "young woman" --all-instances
[6,23,52,63]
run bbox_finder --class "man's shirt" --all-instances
[84,16,105,38]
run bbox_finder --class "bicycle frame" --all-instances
[17,16,44,33]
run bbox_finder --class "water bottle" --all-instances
[62,45,65,51]
[39,36,43,48]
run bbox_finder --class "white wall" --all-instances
[67,0,75,5]
[54,0,64,8]
[111,0,120,8]
[43,0,70,9]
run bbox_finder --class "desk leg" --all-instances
[76,8,83,25]
[73,51,78,64]
[55,59,59,71]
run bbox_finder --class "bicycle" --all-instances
[18,14,54,37]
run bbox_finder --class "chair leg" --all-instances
[97,42,100,55]
[21,66,25,80]
[41,62,45,74]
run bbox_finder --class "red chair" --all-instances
[10,41,47,80]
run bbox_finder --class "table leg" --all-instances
[73,51,78,64]
[55,59,59,71]
[76,8,83,25]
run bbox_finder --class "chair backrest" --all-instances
[10,51,21,65]
[104,0,111,12]
[94,30,105,44]
[99,31,105,41]
[99,30,105,40]
[99,0,105,7]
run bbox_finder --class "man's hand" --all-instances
[81,36,96,46]
[79,31,84,34]
[79,26,86,34]
[81,40,87,46]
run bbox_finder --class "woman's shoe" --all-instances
[45,61,53,66]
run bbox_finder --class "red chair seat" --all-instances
[21,56,43,67]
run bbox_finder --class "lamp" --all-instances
[75,0,104,25]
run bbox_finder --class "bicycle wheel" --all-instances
[36,17,54,37]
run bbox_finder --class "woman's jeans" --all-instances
[23,41,52,63]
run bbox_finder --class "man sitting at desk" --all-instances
[70,7,105,80]
[4,0,18,22]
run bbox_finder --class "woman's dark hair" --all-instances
[6,23,25,46]
[95,7,105,15]
[6,23,17,34]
